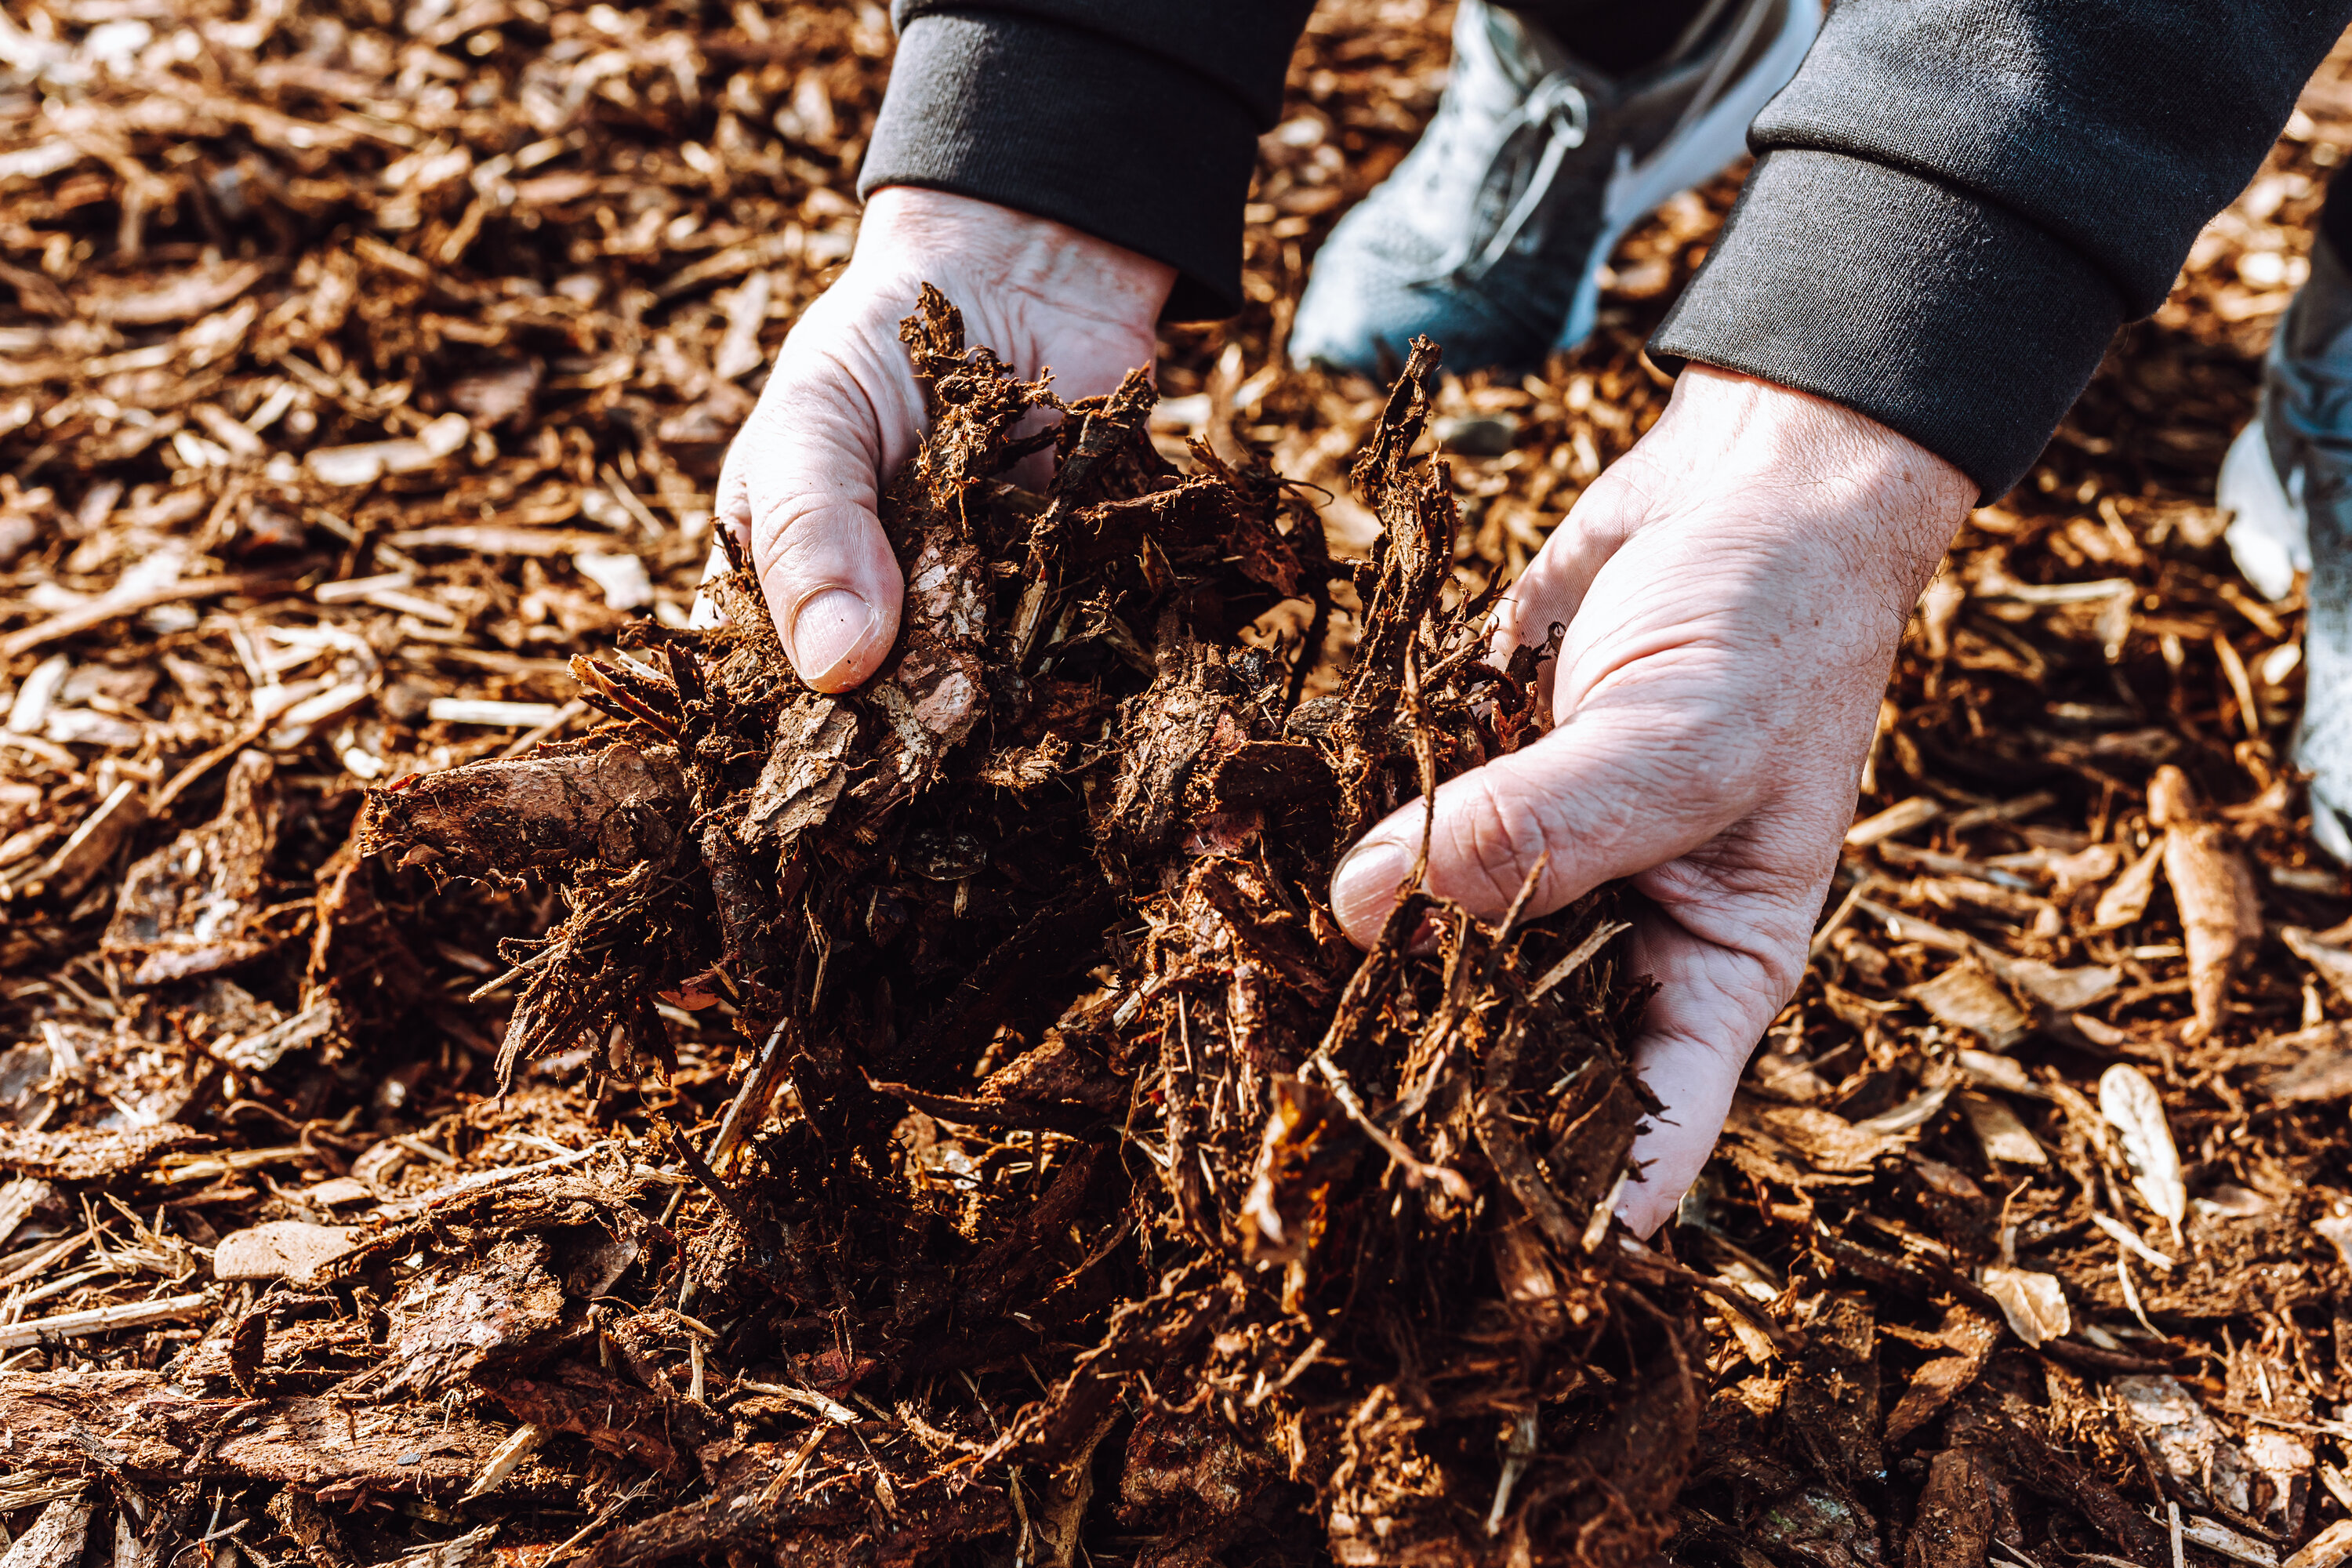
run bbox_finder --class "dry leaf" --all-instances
[1979,1265,2071,1347]
[1907,964,2029,1050]
[2164,826,2262,1042]
[2100,1063,2187,1244]
[2281,925,2352,1004]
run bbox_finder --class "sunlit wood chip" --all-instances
[2090,1210,2175,1270]
[304,412,471,486]
[2181,1515,2278,1567]
[426,699,566,727]
[1846,796,1940,847]
[575,549,654,609]
[2281,927,2352,1005]
[462,1425,546,1500]
[213,1219,362,1283]
[1958,1093,2047,1166]
[1997,957,2121,1011]
[2283,1520,2352,1568]
[2314,1209,2352,1272]
[0,1494,90,1568]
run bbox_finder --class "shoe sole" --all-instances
[1551,0,1824,355]
[2218,417,2307,602]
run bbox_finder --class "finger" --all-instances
[717,328,920,692]
[1327,689,1748,946]
[1490,493,1632,670]
[1609,902,1804,1235]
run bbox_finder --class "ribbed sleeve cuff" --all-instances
[858,13,1258,321]
[1650,149,2129,501]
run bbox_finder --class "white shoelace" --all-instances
[1442,71,1590,280]
[1440,0,1780,283]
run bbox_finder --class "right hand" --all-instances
[707,187,1178,689]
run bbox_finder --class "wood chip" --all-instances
[0,1495,89,1568]
[1959,1092,2049,1165]
[214,1220,364,1283]
[1847,797,1940,847]
[2284,1519,2352,1568]
[0,1294,207,1349]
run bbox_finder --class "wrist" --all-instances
[856,187,1178,327]
[1638,365,1973,596]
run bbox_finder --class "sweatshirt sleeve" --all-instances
[858,2,1318,321]
[1651,0,2352,499]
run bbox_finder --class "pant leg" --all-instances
[1494,0,1719,75]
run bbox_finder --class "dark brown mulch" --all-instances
[0,2,2348,1566]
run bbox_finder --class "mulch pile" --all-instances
[0,2,2349,1567]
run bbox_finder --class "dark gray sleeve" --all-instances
[1652,0,2352,499]
[858,3,1317,321]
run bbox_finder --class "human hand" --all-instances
[707,187,1177,688]
[1328,366,1974,1235]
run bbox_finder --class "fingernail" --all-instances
[787,587,880,686]
[1330,837,1414,935]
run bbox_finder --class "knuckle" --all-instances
[1437,771,1563,913]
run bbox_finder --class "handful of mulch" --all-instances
[363,292,1690,1568]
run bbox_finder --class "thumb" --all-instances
[1328,695,1744,942]
[715,325,916,691]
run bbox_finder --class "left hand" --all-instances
[1327,365,1973,1234]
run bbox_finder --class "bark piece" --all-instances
[1887,1305,2003,1444]
[0,1370,511,1497]
[356,742,687,873]
[368,1236,566,1396]
[0,1496,89,1568]
[1904,1449,1995,1568]
[1786,1294,1883,1486]
[0,1123,203,1181]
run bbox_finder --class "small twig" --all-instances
[2,572,296,659]
[1528,920,1631,1003]
[1307,1054,1469,1200]
[544,1476,655,1565]
[1613,1236,1808,1356]
[466,941,568,1003]
[657,1115,753,1231]
[0,1291,206,1348]
[153,717,273,816]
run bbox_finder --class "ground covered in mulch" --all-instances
[2,2,2350,1566]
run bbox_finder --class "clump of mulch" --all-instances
[3,1,2352,1566]
[358,293,1690,1568]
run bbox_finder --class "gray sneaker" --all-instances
[2220,234,2352,861]
[1289,0,1820,378]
